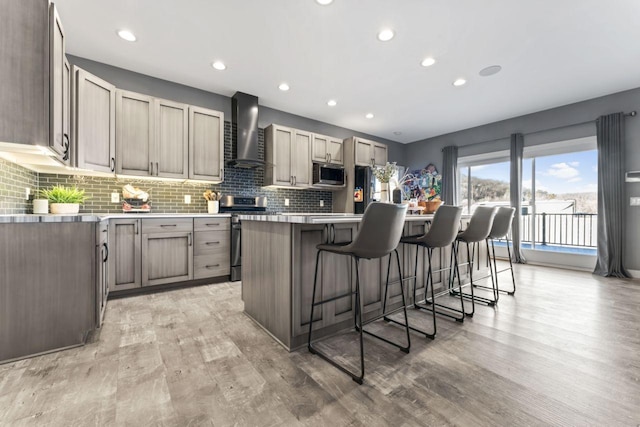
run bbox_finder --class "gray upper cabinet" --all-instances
[108,219,142,291]
[74,67,116,173]
[265,124,312,188]
[312,133,343,165]
[0,1,69,162]
[116,90,154,176]
[354,137,387,167]
[154,98,188,179]
[189,106,224,182]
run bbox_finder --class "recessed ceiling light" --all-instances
[327,100,337,107]
[479,65,502,77]
[366,113,374,119]
[117,29,137,42]
[393,131,402,136]
[421,57,436,67]
[453,78,467,87]
[377,29,394,42]
[316,0,333,5]
[211,61,226,71]
[278,83,290,91]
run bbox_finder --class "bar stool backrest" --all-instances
[348,202,408,259]
[489,207,515,239]
[421,205,463,248]
[458,206,498,243]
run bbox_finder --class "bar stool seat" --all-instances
[308,203,410,385]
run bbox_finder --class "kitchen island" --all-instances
[239,212,485,351]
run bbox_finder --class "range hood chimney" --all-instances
[227,92,265,169]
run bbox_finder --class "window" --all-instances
[458,151,510,214]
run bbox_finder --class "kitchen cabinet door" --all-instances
[327,137,344,165]
[188,106,224,182]
[75,67,116,173]
[373,142,388,167]
[62,57,71,163]
[312,134,328,163]
[154,98,188,179]
[116,90,154,176]
[49,5,69,163]
[265,125,294,186]
[96,221,109,328]
[142,232,193,286]
[292,130,312,187]
[354,138,374,166]
[108,219,142,291]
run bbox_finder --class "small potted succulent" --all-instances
[40,185,89,214]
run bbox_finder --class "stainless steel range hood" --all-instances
[226,92,265,169]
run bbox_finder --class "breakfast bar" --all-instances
[239,213,484,350]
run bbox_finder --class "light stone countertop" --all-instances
[237,213,446,224]
[0,213,232,224]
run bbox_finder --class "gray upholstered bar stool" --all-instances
[486,207,517,296]
[452,206,498,315]
[308,203,410,385]
[389,205,464,339]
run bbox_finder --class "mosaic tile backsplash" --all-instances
[2,122,333,214]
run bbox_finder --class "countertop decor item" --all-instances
[403,164,442,210]
[40,186,88,214]
[372,162,397,203]
[203,190,221,214]
[122,184,151,213]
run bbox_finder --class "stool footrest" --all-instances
[450,290,497,306]
[313,291,356,306]
[308,343,363,384]
[415,301,465,322]
[383,315,435,339]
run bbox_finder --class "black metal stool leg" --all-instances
[307,249,322,352]
[506,237,517,294]
[475,238,516,296]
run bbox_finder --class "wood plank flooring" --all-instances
[1,264,639,426]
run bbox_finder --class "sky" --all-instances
[467,149,598,195]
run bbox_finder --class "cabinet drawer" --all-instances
[142,218,193,234]
[194,254,230,279]
[194,218,230,232]
[194,231,230,256]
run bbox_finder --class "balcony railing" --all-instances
[521,213,597,248]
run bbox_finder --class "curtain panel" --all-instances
[509,133,526,263]
[441,146,458,206]
[594,113,630,278]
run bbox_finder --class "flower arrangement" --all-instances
[372,162,397,183]
[392,170,417,201]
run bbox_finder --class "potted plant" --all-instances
[372,162,398,203]
[40,186,89,214]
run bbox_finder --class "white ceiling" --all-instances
[55,0,640,143]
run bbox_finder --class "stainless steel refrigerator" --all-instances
[354,166,377,214]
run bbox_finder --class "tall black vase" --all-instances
[392,188,402,204]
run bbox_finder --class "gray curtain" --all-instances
[509,133,526,263]
[441,146,458,206]
[594,113,630,278]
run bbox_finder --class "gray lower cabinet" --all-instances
[141,217,194,286]
[108,219,142,291]
[74,67,116,173]
[0,222,96,363]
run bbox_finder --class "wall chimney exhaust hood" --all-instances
[226,92,265,169]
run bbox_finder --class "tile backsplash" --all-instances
[2,122,333,214]
[0,158,38,214]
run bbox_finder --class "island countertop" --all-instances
[237,212,470,224]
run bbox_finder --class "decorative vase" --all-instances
[50,203,80,214]
[33,199,49,214]
[392,188,402,204]
[423,200,442,214]
[208,200,219,214]
[380,182,390,203]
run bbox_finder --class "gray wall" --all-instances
[68,55,406,165]
[404,87,640,271]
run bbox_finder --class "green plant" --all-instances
[372,162,398,183]
[39,186,89,204]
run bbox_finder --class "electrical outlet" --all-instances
[631,197,640,206]
[319,200,324,207]
[284,198,290,207]
[111,192,120,203]
[25,188,30,200]
[184,195,191,204]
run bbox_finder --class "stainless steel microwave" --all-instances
[312,162,346,187]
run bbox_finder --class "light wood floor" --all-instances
[1,264,639,426]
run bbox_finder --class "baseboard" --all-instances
[628,269,640,278]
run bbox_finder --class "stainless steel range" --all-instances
[219,195,267,281]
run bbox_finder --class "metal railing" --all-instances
[521,213,597,248]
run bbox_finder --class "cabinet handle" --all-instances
[188,233,192,246]
[102,243,109,263]
[205,241,220,245]
[134,221,139,235]
[290,175,293,185]
[206,223,220,227]
[156,162,159,176]
[110,157,115,172]
[62,134,70,161]
[160,224,177,228]
[206,264,220,269]
[150,162,153,175]
[293,176,297,186]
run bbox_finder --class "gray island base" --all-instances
[239,213,486,351]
